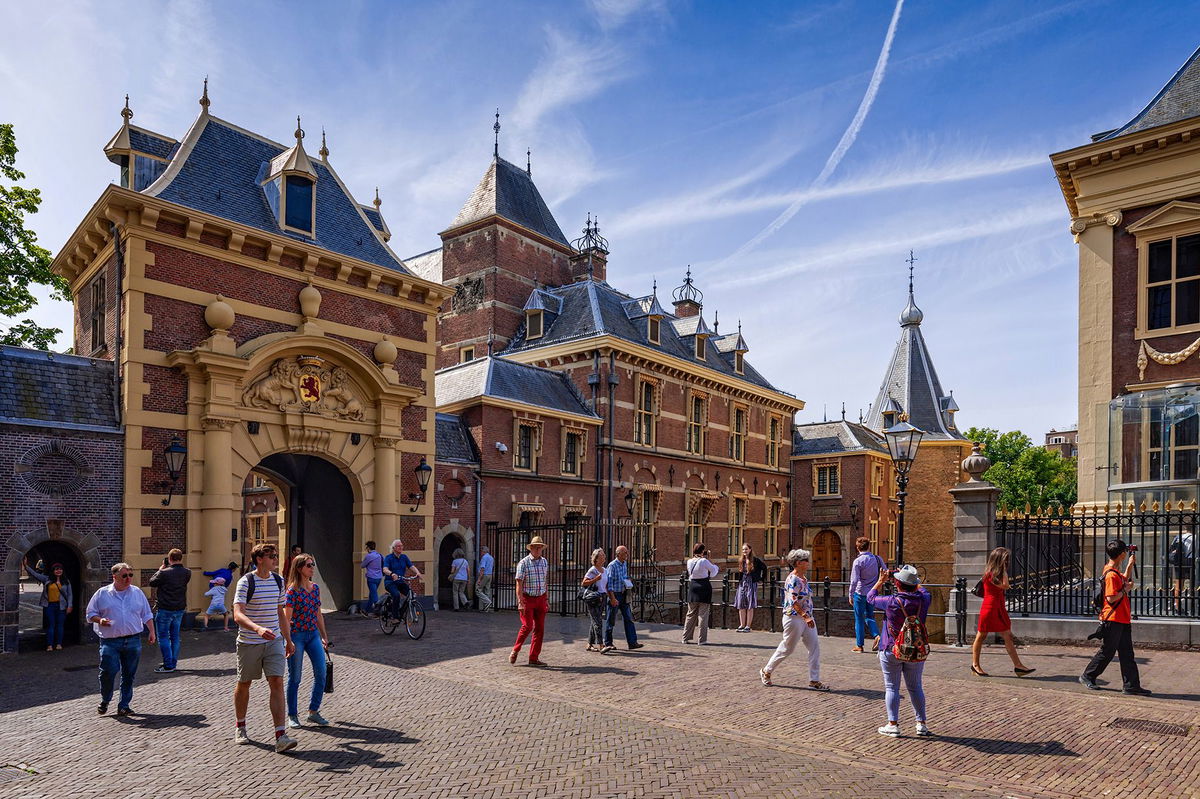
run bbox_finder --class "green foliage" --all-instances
[0,123,67,349]
[963,426,1077,510]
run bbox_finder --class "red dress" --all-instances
[977,574,1011,633]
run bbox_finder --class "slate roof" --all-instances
[792,420,889,456]
[501,279,786,394]
[1095,46,1200,142]
[435,356,600,419]
[403,248,442,284]
[435,412,479,464]
[142,114,406,272]
[128,127,178,160]
[447,157,568,246]
[863,290,964,441]
[0,346,120,429]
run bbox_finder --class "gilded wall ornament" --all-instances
[1137,337,1200,380]
[242,356,366,420]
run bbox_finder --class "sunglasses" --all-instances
[301,561,315,568]
[116,573,133,578]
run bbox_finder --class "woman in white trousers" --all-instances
[760,548,828,690]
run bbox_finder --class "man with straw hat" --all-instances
[510,536,550,666]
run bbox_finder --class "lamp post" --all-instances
[883,419,925,565]
[160,435,187,506]
[407,456,434,512]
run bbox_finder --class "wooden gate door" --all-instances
[812,529,842,582]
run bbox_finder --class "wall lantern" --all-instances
[624,487,637,517]
[160,435,187,506]
[408,456,434,512]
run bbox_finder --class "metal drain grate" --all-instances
[0,765,39,783]
[1110,718,1191,737]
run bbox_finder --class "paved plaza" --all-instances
[1,612,1198,798]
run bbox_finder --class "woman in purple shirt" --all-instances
[867,564,932,738]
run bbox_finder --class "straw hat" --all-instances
[527,536,546,551]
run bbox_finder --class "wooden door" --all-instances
[812,530,842,583]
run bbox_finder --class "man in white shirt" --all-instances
[476,546,495,612]
[85,562,156,716]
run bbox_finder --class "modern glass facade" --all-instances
[1107,384,1200,507]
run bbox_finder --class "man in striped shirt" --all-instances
[232,543,297,753]
[510,537,549,667]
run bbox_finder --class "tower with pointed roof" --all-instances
[1053,44,1200,509]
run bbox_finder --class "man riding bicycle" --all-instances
[383,539,422,617]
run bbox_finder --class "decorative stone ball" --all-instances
[299,282,322,318]
[961,443,992,482]
[374,337,398,366]
[204,295,235,331]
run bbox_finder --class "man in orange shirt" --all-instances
[1080,540,1151,695]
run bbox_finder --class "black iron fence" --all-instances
[997,506,1200,619]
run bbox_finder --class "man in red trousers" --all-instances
[510,537,549,667]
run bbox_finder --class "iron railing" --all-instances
[997,506,1200,619]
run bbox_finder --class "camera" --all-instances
[1127,545,1138,553]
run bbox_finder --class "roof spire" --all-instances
[527,147,531,176]
[373,187,382,210]
[319,128,329,159]
[199,76,210,112]
[899,250,924,326]
[713,310,719,335]
[906,249,917,296]
[672,265,704,306]
[294,116,305,142]
[652,278,657,297]
[737,318,742,335]
[570,212,609,254]
[493,108,500,159]
[841,402,847,421]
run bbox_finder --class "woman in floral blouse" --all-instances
[283,553,331,728]
[760,549,828,690]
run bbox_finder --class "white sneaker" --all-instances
[234,726,250,744]
[286,715,301,729]
[915,722,932,737]
[877,722,901,737]
[274,733,298,753]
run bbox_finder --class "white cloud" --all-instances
[512,26,632,130]
[588,0,671,32]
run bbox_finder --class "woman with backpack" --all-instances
[867,564,931,737]
[971,546,1035,677]
[759,549,829,690]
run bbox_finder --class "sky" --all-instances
[2,0,1198,440]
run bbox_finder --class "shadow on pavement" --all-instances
[934,735,1080,757]
[115,711,211,729]
[549,664,638,676]
[285,721,417,772]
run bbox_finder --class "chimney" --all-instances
[671,267,703,318]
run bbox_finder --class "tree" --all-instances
[0,123,67,349]
[963,426,1077,510]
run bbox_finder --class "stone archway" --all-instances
[432,520,474,611]
[1,522,107,652]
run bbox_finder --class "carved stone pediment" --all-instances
[242,356,366,420]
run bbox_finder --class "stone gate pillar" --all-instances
[949,444,997,635]
[200,417,239,568]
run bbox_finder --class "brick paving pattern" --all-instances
[1,613,1198,798]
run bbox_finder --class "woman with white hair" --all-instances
[760,548,828,690]
[581,548,612,653]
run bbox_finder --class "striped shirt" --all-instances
[516,555,548,596]
[234,572,285,644]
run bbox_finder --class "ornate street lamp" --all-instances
[884,419,925,564]
[624,488,637,517]
[408,456,434,512]
[160,435,187,506]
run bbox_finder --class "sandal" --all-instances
[808,681,830,691]
[971,664,988,677]
[851,646,863,653]
[585,645,597,652]
[871,636,880,652]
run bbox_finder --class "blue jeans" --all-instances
[44,605,66,648]
[604,592,638,647]
[286,629,326,716]
[155,609,184,669]
[366,577,382,610]
[99,635,142,710]
[879,650,926,723]
[385,579,410,612]
[852,593,880,647]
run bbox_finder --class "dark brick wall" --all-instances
[73,253,119,359]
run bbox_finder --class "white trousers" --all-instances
[764,614,821,681]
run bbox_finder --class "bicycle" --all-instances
[378,576,426,639]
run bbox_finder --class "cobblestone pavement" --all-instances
[1,612,1198,798]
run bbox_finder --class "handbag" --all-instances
[324,648,333,694]
[971,578,984,598]
[578,585,602,604]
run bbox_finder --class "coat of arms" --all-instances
[242,355,365,420]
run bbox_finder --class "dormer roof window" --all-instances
[648,316,661,345]
[527,309,544,340]
[734,351,744,374]
[284,175,314,233]
[261,117,318,237]
[695,334,706,360]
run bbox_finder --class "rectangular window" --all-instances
[515,424,535,471]
[527,311,543,339]
[815,464,840,496]
[562,431,580,475]
[635,490,658,559]
[1147,234,1200,330]
[731,406,747,462]
[765,500,782,556]
[648,317,660,344]
[767,416,781,467]
[1147,407,1200,481]
[635,380,656,446]
[89,273,107,351]
[728,497,746,555]
[687,394,706,455]
[735,351,744,374]
[887,520,897,563]
[284,175,314,233]
[695,336,705,360]
[870,519,879,553]
[686,505,703,557]
[460,346,475,363]
[872,463,884,497]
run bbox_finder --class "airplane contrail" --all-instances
[720,0,905,266]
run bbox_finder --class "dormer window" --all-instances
[734,351,744,374]
[284,175,314,233]
[695,335,705,360]
[648,316,661,345]
[882,410,897,428]
[527,310,544,339]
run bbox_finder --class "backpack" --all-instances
[245,572,283,604]
[1093,567,1118,613]
[890,596,929,662]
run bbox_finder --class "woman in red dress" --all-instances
[971,547,1035,677]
